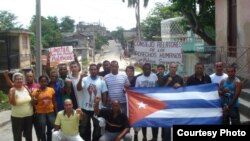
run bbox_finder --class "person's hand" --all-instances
[222,105,229,114]
[76,108,83,115]
[94,96,100,104]
[80,70,88,78]
[174,83,181,88]
[65,78,72,86]
[166,77,172,85]
[223,87,230,93]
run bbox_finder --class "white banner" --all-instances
[48,46,74,65]
[134,41,182,64]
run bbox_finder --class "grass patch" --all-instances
[0,91,10,111]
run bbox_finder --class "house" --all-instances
[0,30,32,71]
[0,30,32,92]
[215,0,250,78]
[62,32,90,61]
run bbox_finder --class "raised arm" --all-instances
[3,70,14,87]
[77,71,87,91]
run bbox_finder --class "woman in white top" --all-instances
[8,72,34,141]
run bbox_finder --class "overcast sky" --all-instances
[0,0,167,31]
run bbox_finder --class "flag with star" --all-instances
[126,83,222,127]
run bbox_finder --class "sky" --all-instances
[0,0,167,31]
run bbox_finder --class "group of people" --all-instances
[5,58,242,141]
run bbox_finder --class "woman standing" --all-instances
[9,72,33,141]
[32,75,57,141]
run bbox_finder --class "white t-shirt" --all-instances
[210,73,228,84]
[81,76,108,111]
[69,75,83,108]
[135,73,158,87]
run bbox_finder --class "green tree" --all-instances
[122,0,149,40]
[141,3,179,40]
[60,16,75,32]
[111,27,126,47]
[170,0,215,45]
[29,16,63,48]
[95,33,109,50]
[0,10,21,31]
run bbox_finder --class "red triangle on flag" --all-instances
[127,89,167,126]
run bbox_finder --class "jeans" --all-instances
[223,107,240,125]
[79,109,101,141]
[11,116,33,141]
[162,128,171,141]
[34,112,55,141]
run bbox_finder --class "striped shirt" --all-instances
[104,73,130,103]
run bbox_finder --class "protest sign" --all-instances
[134,41,182,64]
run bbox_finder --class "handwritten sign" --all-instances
[48,46,74,65]
[134,41,182,64]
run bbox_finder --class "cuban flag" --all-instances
[126,83,223,127]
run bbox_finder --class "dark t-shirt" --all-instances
[98,71,110,77]
[129,74,142,87]
[164,74,184,87]
[186,74,211,86]
[99,108,129,132]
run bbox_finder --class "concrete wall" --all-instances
[215,0,250,77]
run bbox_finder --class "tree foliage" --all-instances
[0,10,22,31]
[141,3,179,40]
[60,16,75,32]
[29,16,63,48]
[95,33,109,50]
[170,0,215,45]
[122,0,149,7]
[111,27,126,47]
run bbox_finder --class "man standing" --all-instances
[104,60,130,115]
[162,63,183,141]
[52,99,84,141]
[218,64,242,125]
[135,63,158,141]
[210,61,228,84]
[94,98,132,141]
[99,60,111,77]
[68,61,84,108]
[77,64,108,141]
[164,63,183,87]
[187,62,211,86]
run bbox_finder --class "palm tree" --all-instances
[122,0,149,41]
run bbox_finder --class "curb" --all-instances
[0,120,10,127]
[0,110,11,127]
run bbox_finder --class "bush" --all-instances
[0,90,10,111]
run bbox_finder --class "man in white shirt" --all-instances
[210,62,228,84]
[135,63,158,141]
[77,64,108,141]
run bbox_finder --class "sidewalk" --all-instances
[0,110,11,127]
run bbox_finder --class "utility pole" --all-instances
[93,35,95,63]
[35,0,42,78]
